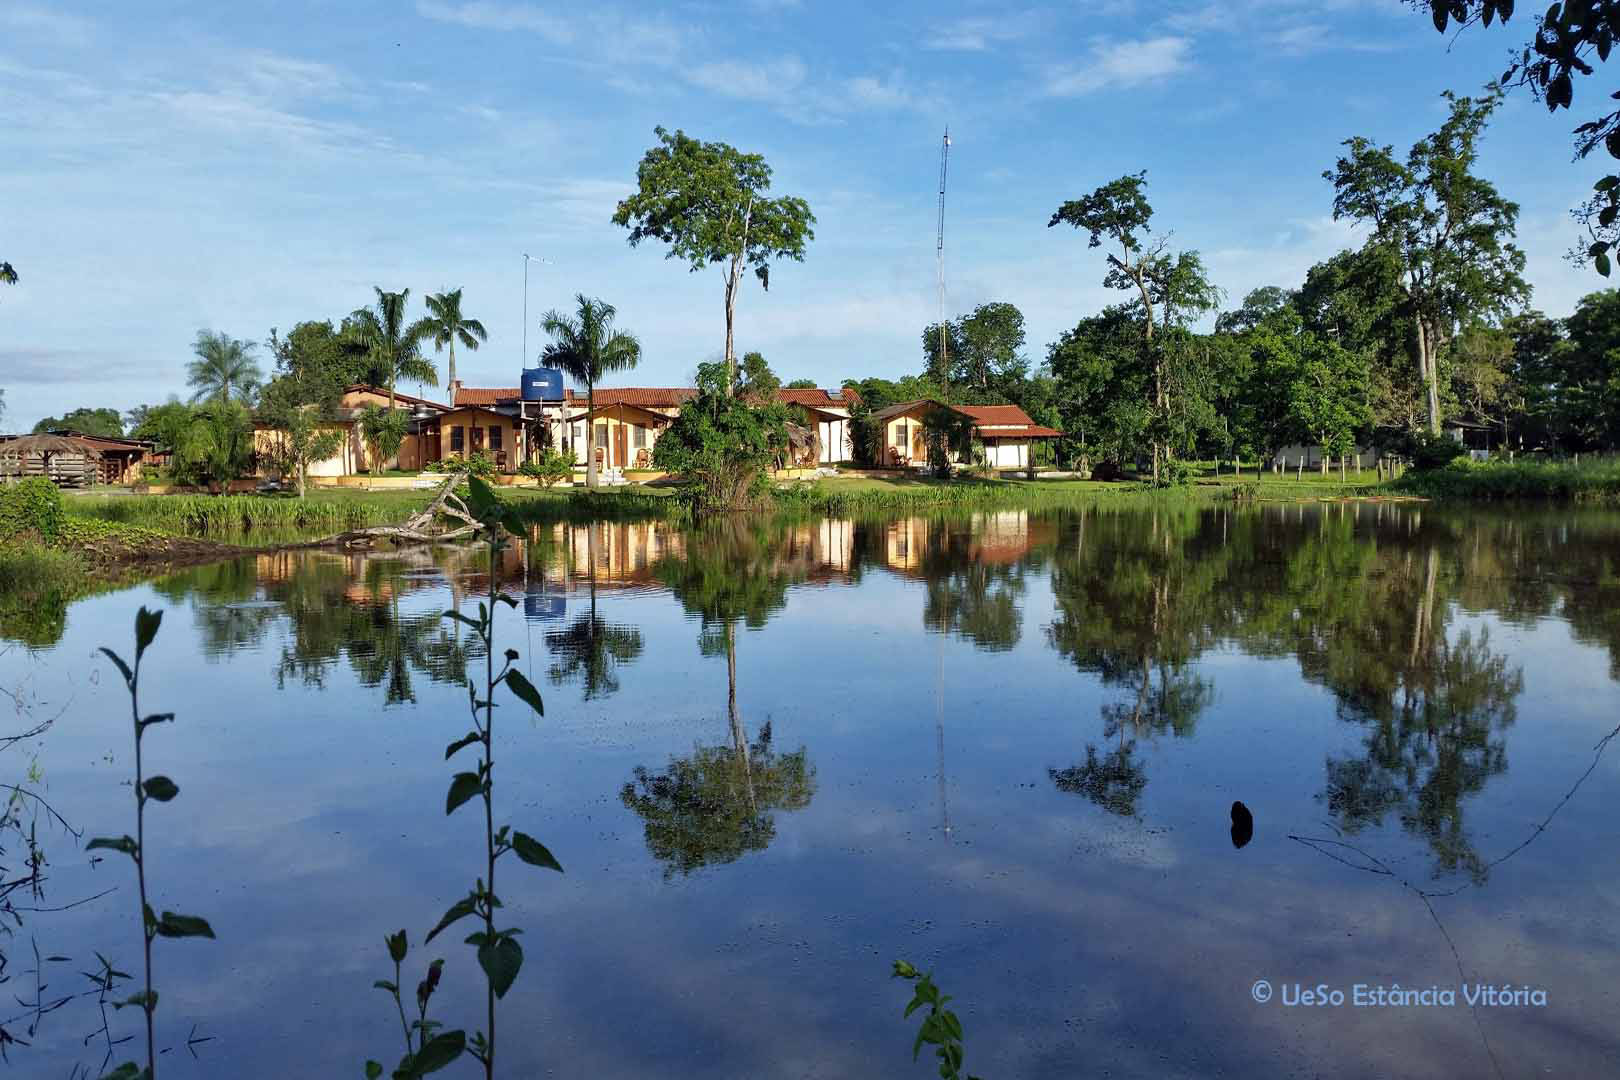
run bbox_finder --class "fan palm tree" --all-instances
[187,330,263,405]
[421,288,487,394]
[347,287,436,410]
[540,294,641,488]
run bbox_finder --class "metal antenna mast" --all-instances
[936,128,950,385]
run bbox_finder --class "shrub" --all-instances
[0,477,66,542]
[1403,430,1467,471]
[519,450,574,488]
[1154,458,1195,488]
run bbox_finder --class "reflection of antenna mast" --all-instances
[936,128,951,387]
[937,624,951,841]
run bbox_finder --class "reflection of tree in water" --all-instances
[620,519,816,875]
[1050,744,1147,817]
[621,715,815,878]
[1044,507,1219,815]
[919,519,1029,652]
[271,556,472,705]
[1322,627,1521,883]
[542,523,644,699]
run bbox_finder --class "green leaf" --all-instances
[142,776,179,802]
[445,771,482,815]
[87,835,138,857]
[1599,250,1613,277]
[387,929,408,964]
[134,606,163,662]
[505,669,545,718]
[99,647,133,686]
[441,610,481,631]
[444,732,482,760]
[405,1029,466,1076]
[510,831,563,873]
[365,1062,384,1080]
[424,896,477,944]
[155,911,216,939]
[503,648,519,662]
[477,935,523,999]
[103,1064,144,1080]
[495,590,518,608]
[138,712,175,730]
[373,980,399,993]
[115,989,157,1011]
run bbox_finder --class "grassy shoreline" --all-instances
[1388,458,1620,500]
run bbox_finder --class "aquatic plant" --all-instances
[367,475,562,1079]
[892,960,981,1080]
[363,931,464,1079]
[89,607,215,1079]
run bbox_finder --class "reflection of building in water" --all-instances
[251,548,448,605]
[779,518,855,582]
[882,511,1051,577]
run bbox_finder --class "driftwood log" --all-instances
[303,473,484,549]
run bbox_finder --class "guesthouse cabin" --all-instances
[869,400,1062,469]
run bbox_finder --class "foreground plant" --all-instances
[89,608,214,1079]
[364,931,464,1079]
[422,476,561,1078]
[893,960,981,1080]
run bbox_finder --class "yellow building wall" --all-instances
[439,410,520,471]
[881,412,928,465]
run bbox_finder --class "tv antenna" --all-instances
[936,128,951,386]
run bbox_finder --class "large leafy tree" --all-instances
[347,287,436,410]
[269,320,373,394]
[1049,173,1220,481]
[655,360,790,511]
[258,371,344,497]
[1326,90,1528,434]
[31,406,124,437]
[539,294,642,489]
[1046,305,1153,471]
[923,301,1030,394]
[421,288,487,392]
[173,401,254,494]
[187,329,263,406]
[1556,288,1620,448]
[613,127,815,396]
[1287,334,1372,473]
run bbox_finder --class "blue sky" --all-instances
[1,0,1610,430]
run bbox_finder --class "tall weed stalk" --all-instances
[89,608,214,1080]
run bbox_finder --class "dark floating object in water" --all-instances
[1230,800,1254,849]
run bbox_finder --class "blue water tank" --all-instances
[521,367,565,402]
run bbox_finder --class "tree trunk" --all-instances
[724,260,739,397]
[1416,317,1440,435]
[447,338,456,399]
[585,382,598,488]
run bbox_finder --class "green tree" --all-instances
[1046,305,1152,472]
[613,127,815,396]
[31,406,124,437]
[258,372,345,497]
[348,287,436,410]
[784,378,818,389]
[187,329,263,406]
[1326,90,1528,434]
[421,288,487,392]
[654,363,790,511]
[539,294,642,489]
[0,260,15,285]
[1556,288,1620,449]
[172,402,254,493]
[923,301,1030,394]
[269,320,371,394]
[1049,173,1220,481]
[1287,334,1372,473]
[1215,285,1292,335]
[358,403,408,477]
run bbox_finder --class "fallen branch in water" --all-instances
[298,473,483,548]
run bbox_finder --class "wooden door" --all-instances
[471,427,485,452]
[614,424,627,468]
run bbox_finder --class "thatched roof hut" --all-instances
[0,433,103,488]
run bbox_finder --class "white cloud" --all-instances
[687,57,809,103]
[924,16,1032,52]
[1043,36,1192,97]
[844,72,916,111]
[413,0,574,41]
[0,2,93,42]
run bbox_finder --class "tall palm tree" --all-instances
[187,329,263,405]
[541,294,641,488]
[421,288,487,395]
[348,287,436,410]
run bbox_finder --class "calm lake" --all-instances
[3,502,1618,1077]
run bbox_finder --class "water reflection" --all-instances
[4,501,1620,1077]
